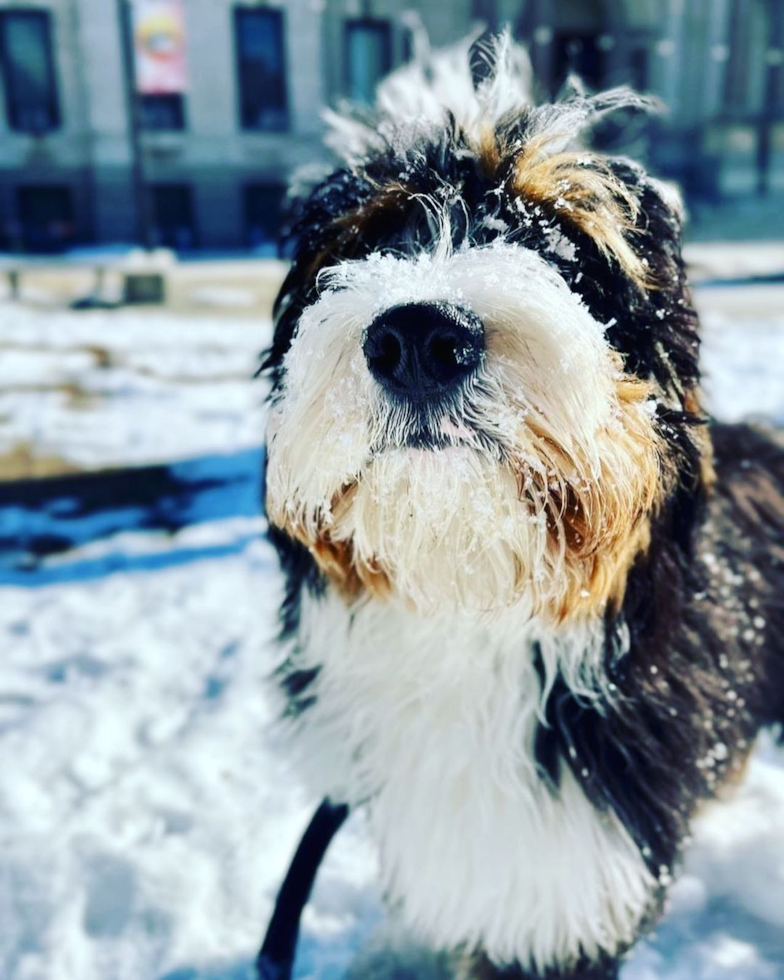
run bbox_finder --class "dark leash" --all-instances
[256,798,349,980]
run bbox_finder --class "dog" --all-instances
[260,33,784,980]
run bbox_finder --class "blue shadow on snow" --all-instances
[0,447,266,586]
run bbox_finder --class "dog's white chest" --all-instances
[288,592,654,970]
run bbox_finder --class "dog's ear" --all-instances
[641,174,686,233]
[565,156,701,403]
[262,167,374,387]
[265,164,430,387]
[598,159,711,496]
[607,159,686,269]
[618,160,699,382]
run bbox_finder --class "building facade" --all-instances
[0,0,781,253]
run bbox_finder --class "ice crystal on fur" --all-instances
[324,31,533,165]
[325,29,658,171]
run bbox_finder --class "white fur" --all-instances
[283,591,655,971]
[266,240,656,615]
[324,31,658,167]
[324,32,532,165]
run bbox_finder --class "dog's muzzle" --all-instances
[363,301,484,404]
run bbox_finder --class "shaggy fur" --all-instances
[262,34,784,980]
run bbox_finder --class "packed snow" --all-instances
[0,307,266,470]
[1,284,783,980]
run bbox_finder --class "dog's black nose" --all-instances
[363,302,484,401]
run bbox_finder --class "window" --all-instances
[150,184,196,250]
[16,185,74,252]
[630,47,649,92]
[724,0,776,115]
[140,93,185,130]
[0,10,60,133]
[345,19,392,104]
[234,8,287,132]
[244,183,285,253]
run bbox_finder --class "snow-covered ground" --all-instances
[1,286,783,980]
[0,307,266,471]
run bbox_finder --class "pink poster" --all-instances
[133,0,187,95]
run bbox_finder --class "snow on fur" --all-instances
[323,31,659,166]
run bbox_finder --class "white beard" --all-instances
[266,240,659,617]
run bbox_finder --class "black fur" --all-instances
[530,421,784,979]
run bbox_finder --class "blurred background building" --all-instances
[0,0,782,254]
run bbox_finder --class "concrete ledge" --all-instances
[684,241,784,284]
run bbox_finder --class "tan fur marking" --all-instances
[522,375,664,621]
[683,387,716,491]
[305,182,414,283]
[476,126,503,176]
[312,537,391,599]
[269,486,392,602]
[509,137,652,290]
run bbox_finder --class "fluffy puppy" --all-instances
[261,34,784,980]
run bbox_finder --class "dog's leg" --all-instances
[256,798,349,980]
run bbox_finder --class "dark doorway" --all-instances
[16,185,75,252]
[552,32,605,92]
[140,93,186,131]
[150,184,196,251]
[244,183,285,254]
[548,0,608,94]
